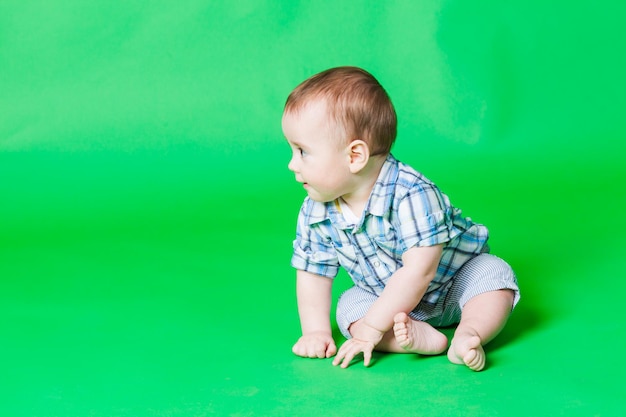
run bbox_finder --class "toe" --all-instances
[393,312,408,324]
[464,348,485,371]
[463,349,478,366]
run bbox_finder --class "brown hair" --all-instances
[284,66,397,156]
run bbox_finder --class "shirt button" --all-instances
[373,261,381,267]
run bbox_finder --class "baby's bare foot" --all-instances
[392,313,447,355]
[447,331,486,371]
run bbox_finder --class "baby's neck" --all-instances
[339,154,386,217]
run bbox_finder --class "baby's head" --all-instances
[283,66,397,156]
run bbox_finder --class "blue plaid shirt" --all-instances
[291,154,489,304]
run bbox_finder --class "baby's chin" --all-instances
[301,184,341,203]
[306,192,336,204]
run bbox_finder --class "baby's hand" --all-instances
[333,321,384,368]
[332,338,376,368]
[292,331,337,359]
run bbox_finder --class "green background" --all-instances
[1,1,625,416]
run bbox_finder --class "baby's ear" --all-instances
[347,139,370,173]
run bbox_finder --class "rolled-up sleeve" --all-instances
[290,206,339,278]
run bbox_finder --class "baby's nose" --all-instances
[288,156,297,172]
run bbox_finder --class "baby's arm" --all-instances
[363,244,442,333]
[292,269,337,359]
[333,244,442,367]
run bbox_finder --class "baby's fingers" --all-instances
[292,341,307,357]
[293,338,331,359]
[333,343,358,368]
[309,341,328,358]
[331,349,349,367]
[360,346,374,367]
[333,340,375,368]
[325,342,337,358]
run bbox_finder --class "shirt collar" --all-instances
[305,154,399,228]
[364,153,399,218]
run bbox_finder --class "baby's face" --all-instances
[282,100,352,203]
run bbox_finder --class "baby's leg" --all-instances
[447,289,515,371]
[390,313,448,355]
[349,316,447,355]
[337,286,447,354]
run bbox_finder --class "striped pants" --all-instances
[336,253,520,339]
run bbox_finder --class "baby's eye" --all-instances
[299,148,307,157]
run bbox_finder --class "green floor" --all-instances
[2,1,625,416]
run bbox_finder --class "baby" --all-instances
[282,67,520,371]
